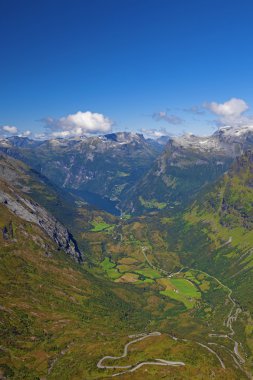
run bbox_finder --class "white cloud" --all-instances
[44,110,113,138]
[206,98,248,117]
[1,125,18,134]
[51,131,72,138]
[152,111,183,125]
[141,128,171,138]
[204,98,252,128]
[20,130,31,137]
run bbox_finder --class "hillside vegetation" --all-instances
[1,146,253,378]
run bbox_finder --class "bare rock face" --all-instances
[0,187,82,262]
[2,221,14,241]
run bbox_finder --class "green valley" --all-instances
[1,142,253,379]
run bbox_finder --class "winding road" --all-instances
[97,246,252,378]
[97,332,185,377]
[141,246,250,377]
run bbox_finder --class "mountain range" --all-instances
[1,126,253,379]
[1,126,253,215]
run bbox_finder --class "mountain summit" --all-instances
[122,126,253,213]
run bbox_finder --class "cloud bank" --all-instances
[44,110,113,138]
[0,125,32,138]
[20,130,32,137]
[141,128,171,138]
[1,125,18,134]
[206,98,248,117]
[205,98,251,127]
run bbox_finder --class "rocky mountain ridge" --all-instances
[0,132,162,214]
[122,125,253,213]
[0,153,82,261]
[1,126,253,214]
[170,125,253,155]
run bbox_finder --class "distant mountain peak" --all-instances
[104,131,144,143]
[215,124,253,135]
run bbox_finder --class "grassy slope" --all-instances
[0,202,151,379]
[0,152,252,379]
[79,148,253,376]
[1,202,243,379]
[81,213,250,378]
[181,152,253,309]
[171,152,253,368]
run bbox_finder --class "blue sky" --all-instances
[1,0,253,138]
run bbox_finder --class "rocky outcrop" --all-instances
[2,221,14,241]
[0,187,82,262]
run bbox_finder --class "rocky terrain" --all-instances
[0,154,82,261]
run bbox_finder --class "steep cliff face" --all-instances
[0,153,82,261]
[0,187,81,261]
